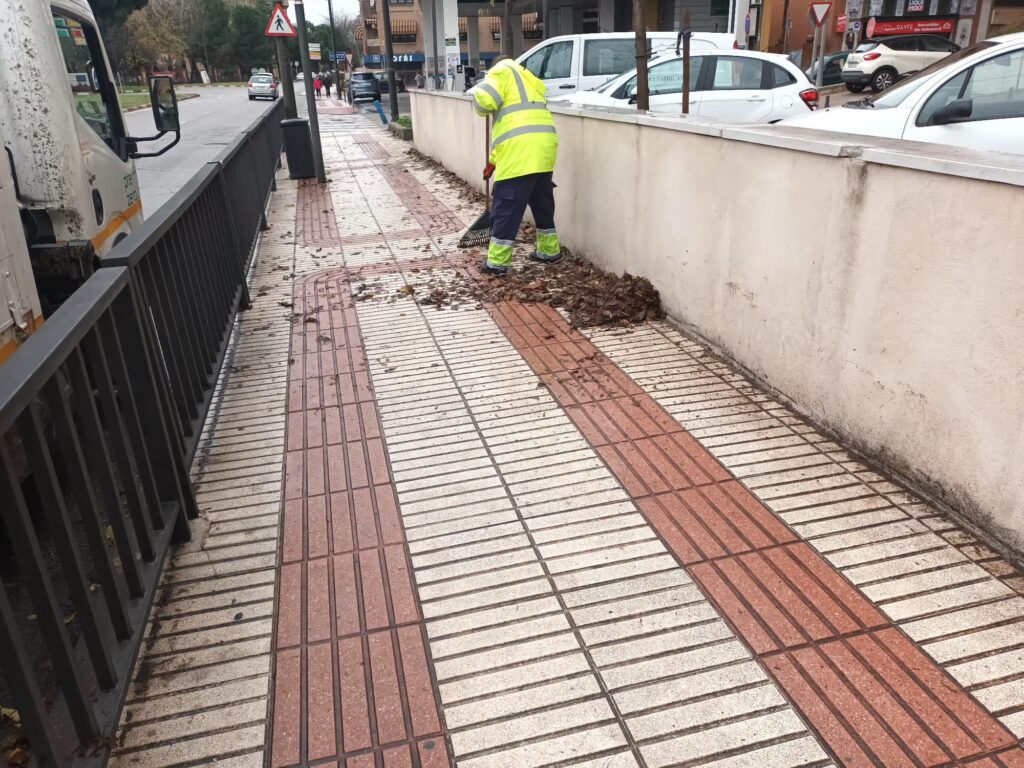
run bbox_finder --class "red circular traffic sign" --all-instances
[865,16,876,37]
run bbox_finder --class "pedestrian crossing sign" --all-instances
[265,4,297,37]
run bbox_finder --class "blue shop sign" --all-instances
[364,52,426,65]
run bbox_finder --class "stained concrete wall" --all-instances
[409,90,1024,556]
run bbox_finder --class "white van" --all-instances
[516,32,737,94]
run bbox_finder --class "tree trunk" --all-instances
[503,0,513,56]
[632,0,649,110]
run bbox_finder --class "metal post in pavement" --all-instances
[276,37,297,118]
[680,10,691,115]
[379,0,401,120]
[815,23,826,88]
[293,0,326,183]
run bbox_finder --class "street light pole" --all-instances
[326,0,341,90]
[429,0,440,88]
[294,0,327,182]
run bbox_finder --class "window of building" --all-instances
[53,10,126,157]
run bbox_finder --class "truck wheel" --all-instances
[845,83,866,93]
[870,68,897,93]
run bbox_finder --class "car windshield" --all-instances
[851,40,999,109]
[354,73,375,81]
[854,41,879,52]
[253,75,273,82]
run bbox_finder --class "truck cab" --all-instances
[0,0,179,337]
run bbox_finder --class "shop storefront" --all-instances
[843,0,961,44]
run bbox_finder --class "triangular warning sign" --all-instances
[265,4,297,37]
[809,1,831,26]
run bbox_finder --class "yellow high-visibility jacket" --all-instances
[469,60,558,182]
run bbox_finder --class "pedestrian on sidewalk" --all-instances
[323,73,332,98]
[468,55,561,276]
[313,74,322,97]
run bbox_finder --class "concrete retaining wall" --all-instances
[410,89,1024,556]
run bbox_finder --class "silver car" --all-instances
[248,74,279,100]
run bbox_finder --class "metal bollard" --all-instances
[372,100,388,125]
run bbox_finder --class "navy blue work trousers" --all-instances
[491,172,556,242]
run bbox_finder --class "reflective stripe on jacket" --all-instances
[469,60,557,182]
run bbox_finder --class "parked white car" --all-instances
[782,33,1024,155]
[841,33,959,93]
[552,49,819,123]
[516,32,737,96]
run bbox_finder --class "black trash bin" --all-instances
[281,118,314,179]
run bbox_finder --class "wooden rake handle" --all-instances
[485,115,491,211]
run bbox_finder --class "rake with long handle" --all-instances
[458,115,493,248]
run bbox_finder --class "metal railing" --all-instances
[0,98,284,766]
[103,98,285,463]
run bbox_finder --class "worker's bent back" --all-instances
[471,60,558,182]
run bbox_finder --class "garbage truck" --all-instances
[0,0,181,361]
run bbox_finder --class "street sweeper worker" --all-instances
[468,55,562,275]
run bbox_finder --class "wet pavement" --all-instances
[109,107,1024,768]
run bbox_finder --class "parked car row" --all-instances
[785,33,1024,155]
[516,31,738,94]
[552,49,818,124]
[512,30,1022,155]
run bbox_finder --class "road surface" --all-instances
[126,87,274,214]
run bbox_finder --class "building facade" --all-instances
[357,0,756,82]
[357,0,504,75]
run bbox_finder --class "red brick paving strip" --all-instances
[268,265,450,766]
[487,299,1023,766]
[296,179,343,248]
[375,164,466,237]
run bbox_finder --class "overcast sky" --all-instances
[286,0,361,27]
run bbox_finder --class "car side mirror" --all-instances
[628,86,638,105]
[930,98,972,126]
[150,76,180,132]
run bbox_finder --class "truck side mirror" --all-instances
[150,76,180,132]
[628,86,638,105]
[129,76,182,158]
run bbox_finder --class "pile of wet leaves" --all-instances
[469,250,664,327]
[384,250,664,329]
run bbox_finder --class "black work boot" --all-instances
[480,260,509,276]
[529,251,562,264]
